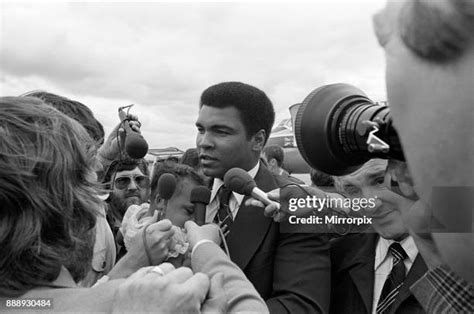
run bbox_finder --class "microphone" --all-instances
[156,173,176,219]
[190,186,211,226]
[224,168,280,210]
[118,107,149,159]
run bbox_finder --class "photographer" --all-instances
[249,0,473,312]
[372,0,473,312]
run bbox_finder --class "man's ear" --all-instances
[269,158,278,167]
[387,159,418,199]
[252,129,266,151]
[152,194,165,209]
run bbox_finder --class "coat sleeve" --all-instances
[192,242,269,313]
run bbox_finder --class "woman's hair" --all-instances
[0,96,101,296]
[21,91,105,146]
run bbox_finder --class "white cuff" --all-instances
[191,239,215,257]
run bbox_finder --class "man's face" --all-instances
[164,178,199,228]
[373,0,474,202]
[337,159,410,240]
[110,167,150,217]
[196,105,258,179]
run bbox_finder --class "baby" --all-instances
[120,163,207,266]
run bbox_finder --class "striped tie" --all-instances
[213,185,233,233]
[376,242,408,314]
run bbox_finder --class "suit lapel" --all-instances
[340,233,378,314]
[391,254,428,311]
[225,165,276,270]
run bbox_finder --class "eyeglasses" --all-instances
[114,175,150,190]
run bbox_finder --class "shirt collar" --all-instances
[374,235,418,270]
[211,161,260,205]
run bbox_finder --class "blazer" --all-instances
[225,165,331,313]
[330,233,428,314]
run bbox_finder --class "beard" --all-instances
[109,192,143,220]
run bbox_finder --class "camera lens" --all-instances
[294,83,403,176]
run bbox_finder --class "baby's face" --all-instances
[164,178,199,228]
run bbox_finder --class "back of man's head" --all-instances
[262,145,284,168]
[0,96,99,296]
[180,148,200,169]
[22,91,105,146]
[399,0,474,64]
[200,82,275,143]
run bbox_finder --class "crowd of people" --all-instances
[1,0,473,313]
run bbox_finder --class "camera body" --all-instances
[293,83,404,176]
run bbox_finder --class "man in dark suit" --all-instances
[262,144,305,187]
[330,158,427,314]
[195,82,330,313]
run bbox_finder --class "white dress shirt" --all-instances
[372,235,418,314]
[205,162,260,223]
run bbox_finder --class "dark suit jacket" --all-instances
[330,233,428,314]
[225,165,331,313]
[273,170,305,187]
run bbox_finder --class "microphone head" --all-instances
[223,167,256,196]
[125,132,149,159]
[157,173,176,200]
[190,186,211,205]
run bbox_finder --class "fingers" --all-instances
[244,189,280,206]
[151,209,159,223]
[273,211,287,222]
[184,220,198,232]
[128,263,176,280]
[148,219,173,233]
[264,203,279,217]
[165,267,194,284]
[208,273,224,299]
[267,189,280,201]
[154,263,175,275]
[245,198,265,208]
[220,224,228,233]
[129,122,141,133]
[219,223,229,237]
[181,272,210,305]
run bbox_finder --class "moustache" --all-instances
[125,192,141,199]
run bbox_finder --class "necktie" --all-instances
[214,185,233,232]
[376,242,408,314]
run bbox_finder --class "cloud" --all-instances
[1,1,386,149]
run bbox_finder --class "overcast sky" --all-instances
[1,1,387,150]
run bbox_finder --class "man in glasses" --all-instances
[103,158,151,258]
